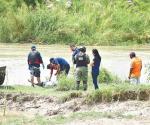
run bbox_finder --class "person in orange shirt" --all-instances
[128,52,142,84]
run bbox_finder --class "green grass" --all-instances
[0,85,72,98]
[85,83,150,104]
[99,68,121,84]
[0,0,150,45]
[56,75,75,91]
[0,83,150,125]
[1,83,150,104]
[0,111,134,125]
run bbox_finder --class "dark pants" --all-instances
[61,64,70,75]
[92,73,99,90]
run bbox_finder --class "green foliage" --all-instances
[60,91,82,103]
[56,75,75,91]
[0,0,150,45]
[99,68,121,83]
[0,111,134,125]
[145,63,150,82]
[24,0,44,7]
[85,84,150,104]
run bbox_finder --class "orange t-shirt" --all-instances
[130,57,142,77]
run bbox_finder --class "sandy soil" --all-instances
[66,118,150,125]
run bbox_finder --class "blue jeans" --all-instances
[61,64,70,75]
[92,73,99,89]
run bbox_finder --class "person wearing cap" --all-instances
[74,46,90,91]
[128,52,142,84]
[27,45,45,87]
[69,44,80,64]
[47,58,70,81]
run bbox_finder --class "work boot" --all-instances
[76,81,80,90]
[83,81,87,91]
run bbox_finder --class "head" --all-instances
[47,63,57,69]
[31,45,36,51]
[92,49,101,59]
[79,46,86,53]
[69,44,76,51]
[92,49,98,56]
[129,52,136,59]
[47,64,52,69]
[49,58,55,64]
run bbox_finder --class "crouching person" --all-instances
[48,58,70,80]
[75,47,90,91]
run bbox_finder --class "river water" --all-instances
[0,44,149,85]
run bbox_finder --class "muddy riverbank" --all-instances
[0,92,150,125]
[0,92,150,117]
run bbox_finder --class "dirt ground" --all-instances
[66,118,150,125]
[0,93,150,125]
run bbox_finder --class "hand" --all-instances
[90,63,94,67]
[128,76,131,79]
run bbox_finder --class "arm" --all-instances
[27,53,30,65]
[140,60,142,71]
[72,49,79,57]
[49,68,53,81]
[128,68,133,79]
[86,55,90,64]
[38,52,44,69]
[47,64,53,81]
[90,58,95,67]
[54,64,61,75]
[27,53,30,69]
[72,56,76,64]
[128,61,134,79]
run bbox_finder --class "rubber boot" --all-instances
[76,81,80,90]
[83,81,87,91]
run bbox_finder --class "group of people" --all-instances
[27,45,101,90]
[27,45,142,90]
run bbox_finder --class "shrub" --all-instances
[0,0,150,45]
[60,91,82,103]
[99,68,121,84]
[85,84,150,104]
[56,75,75,91]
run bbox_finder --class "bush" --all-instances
[60,91,82,103]
[99,68,121,84]
[0,0,150,45]
[56,75,75,91]
[85,84,150,104]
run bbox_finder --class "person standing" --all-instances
[75,47,90,91]
[128,52,142,84]
[91,49,101,90]
[69,44,79,65]
[27,45,44,87]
